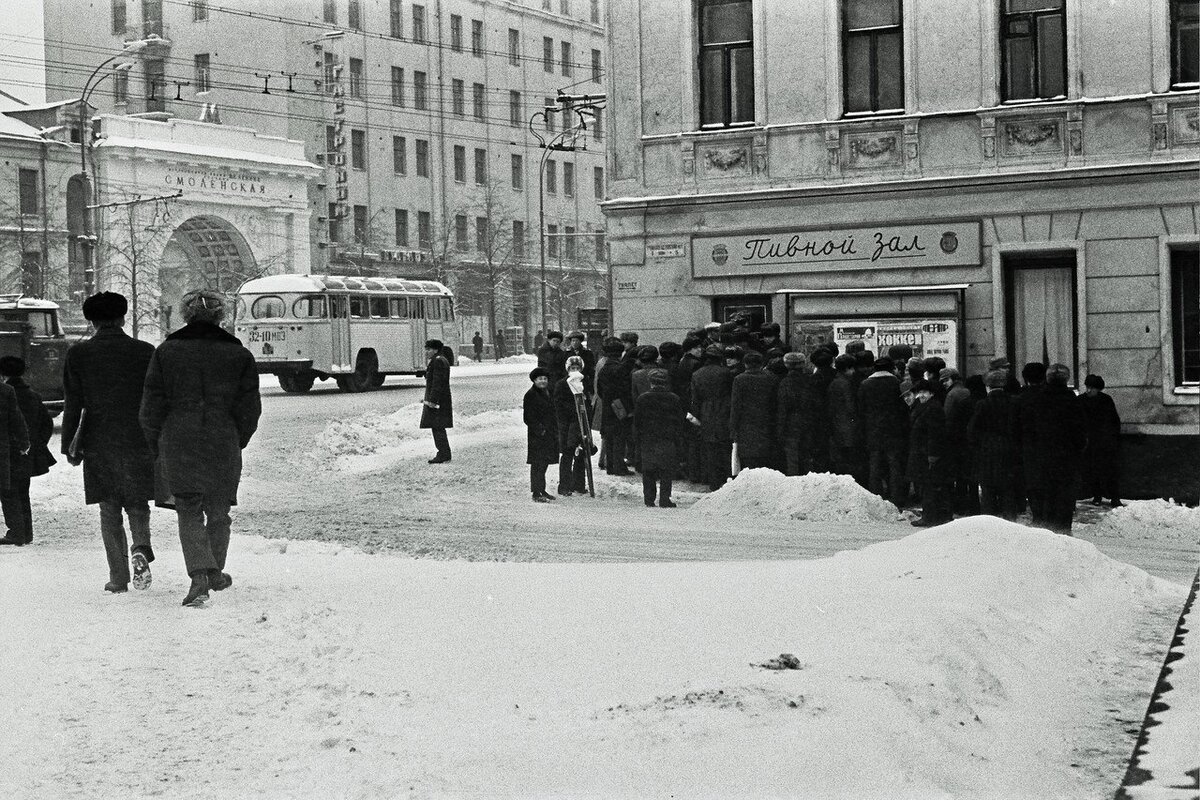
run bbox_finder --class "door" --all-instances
[329,294,352,373]
[1003,253,1077,377]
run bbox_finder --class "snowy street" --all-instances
[1,361,1197,799]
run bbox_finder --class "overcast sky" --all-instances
[0,0,45,105]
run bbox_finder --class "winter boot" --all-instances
[181,572,210,607]
[131,552,152,591]
[209,571,233,591]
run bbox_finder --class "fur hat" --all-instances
[565,330,584,341]
[681,335,703,352]
[985,369,1008,389]
[939,367,961,382]
[602,337,624,355]
[546,330,563,342]
[1022,362,1048,384]
[0,356,25,377]
[1084,374,1105,390]
[180,289,226,324]
[810,349,833,367]
[647,368,670,387]
[619,331,639,344]
[529,367,550,381]
[910,379,935,394]
[834,354,856,371]
[760,322,780,336]
[872,357,893,371]
[988,356,1011,370]
[783,351,806,367]
[704,344,725,361]
[922,356,947,377]
[424,338,444,351]
[743,350,765,368]
[723,345,744,361]
[637,345,659,363]
[82,291,128,322]
[565,355,584,372]
[844,339,866,355]
[1046,363,1071,386]
[658,341,682,360]
[888,343,914,362]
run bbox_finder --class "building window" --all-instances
[328,202,341,242]
[324,52,337,93]
[594,231,606,262]
[1172,0,1199,87]
[415,139,430,177]
[1004,253,1077,375]
[414,70,428,109]
[353,204,368,243]
[591,48,602,83]
[544,96,556,131]
[21,252,41,297]
[843,0,903,113]
[472,19,484,57]
[476,217,489,253]
[144,59,165,112]
[418,210,432,249]
[453,145,466,182]
[546,160,557,194]
[450,13,462,50]
[193,53,211,92]
[1171,247,1200,386]
[455,215,469,251]
[564,225,576,262]
[348,0,362,30]
[113,67,129,102]
[473,83,486,119]
[543,37,554,71]
[192,0,208,21]
[593,165,604,199]
[18,168,39,215]
[326,124,337,155]
[563,161,574,197]
[511,153,524,190]
[391,67,405,105]
[323,0,336,24]
[542,0,551,10]
[547,223,559,258]
[509,90,522,126]
[592,107,603,140]
[560,0,571,14]
[513,220,526,259]
[508,28,521,65]
[142,0,163,36]
[413,4,427,42]
[392,135,407,174]
[395,209,409,246]
[561,41,573,76]
[1000,0,1066,101]
[351,129,366,169]
[590,0,600,24]
[474,148,487,184]
[698,0,754,127]
[112,0,126,33]
[389,0,402,38]
[349,58,364,98]
[451,79,465,115]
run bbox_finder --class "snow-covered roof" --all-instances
[96,133,318,172]
[240,274,452,296]
[0,112,45,142]
[0,297,61,310]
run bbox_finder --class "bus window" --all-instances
[390,297,409,318]
[369,297,389,318]
[425,298,440,320]
[410,298,424,318]
[442,298,455,321]
[293,295,328,318]
[349,295,369,319]
[251,296,286,319]
[235,297,247,321]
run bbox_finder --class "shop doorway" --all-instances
[1003,252,1078,376]
[712,294,772,329]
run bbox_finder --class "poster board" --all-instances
[789,318,960,367]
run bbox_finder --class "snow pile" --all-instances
[1097,499,1200,543]
[498,353,538,364]
[310,403,524,463]
[693,468,903,523]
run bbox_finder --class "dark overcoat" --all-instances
[552,377,589,450]
[0,382,28,492]
[827,373,859,448]
[523,385,559,465]
[420,354,453,428]
[801,366,836,457]
[943,383,975,477]
[857,372,907,449]
[596,358,633,434]
[537,343,568,385]
[775,369,809,443]
[8,377,54,478]
[967,390,1018,488]
[139,322,261,505]
[634,387,684,471]
[690,363,733,444]
[1024,384,1086,479]
[61,326,155,505]
[907,397,949,486]
[729,368,778,460]
[1079,391,1121,491]
[675,353,702,415]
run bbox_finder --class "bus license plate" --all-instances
[248,329,286,343]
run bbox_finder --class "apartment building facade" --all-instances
[43,0,610,344]
[604,0,1199,499]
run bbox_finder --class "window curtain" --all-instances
[1011,266,1074,369]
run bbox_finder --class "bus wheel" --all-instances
[278,371,315,393]
[337,353,378,393]
[369,372,386,388]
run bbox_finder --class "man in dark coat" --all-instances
[1024,364,1086,534]
[968,369,1019,519]
[537,330,568,385]
[566,330,596,394]
[940,367,978,516]
[494,329,506,361]
[0,374,28,547]
[472,331,484,362]
[677,337,705,482]
[1079,374,1123,507]
[597,338,633,476]
[553,355,591,495]
[729,350,777,471]
[827,354,860,479]
[802,348,836,472]
[858,357,908,507]
[776,352,810,476]
[419,338,453,464]
[907,380,951,527]
[0,356,52,545]
[141,289,262,607]
[690,345,734,491]
[634,368,684,507]
[1014,361,1048,521]
[62,291,155,593]
[522,367,558,503]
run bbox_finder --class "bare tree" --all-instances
[448,178,528,341]
[98,194,174,339]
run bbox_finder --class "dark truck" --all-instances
[0,296,72,416]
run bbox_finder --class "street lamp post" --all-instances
[77,37,158,298]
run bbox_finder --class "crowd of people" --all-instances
[522,320,1125,535]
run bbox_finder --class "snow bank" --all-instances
[1096,499,1200,543]
[693,468,903,523]
[498,353,538,364]
[310,403,523,462]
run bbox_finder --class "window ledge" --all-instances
[1173,385,1200,396]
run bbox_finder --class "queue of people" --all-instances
[525,317,1123,536]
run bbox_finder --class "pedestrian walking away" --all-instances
[61,292,157,593]
[634,368,685,508]
[0,356,54,546]
[522,368,559,503]
[140,289,263,607]
[421,339,454,463]
[472,331,484,362]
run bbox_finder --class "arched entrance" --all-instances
[159,215,257,331]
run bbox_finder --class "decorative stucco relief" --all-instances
[700,144,750,177]
[844,131,902,169]
[1172,106,1200,146]
[997,117,1065,158]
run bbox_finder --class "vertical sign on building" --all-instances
[330,47,348,253]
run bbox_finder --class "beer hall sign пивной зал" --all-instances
[692,222,981,277]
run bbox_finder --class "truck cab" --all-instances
[0,296,71,415]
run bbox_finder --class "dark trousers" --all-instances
[175,493,233,577]
[783,439,807,477]
[869,445,905,507]
[918,481,950,524]
[99,500,152,586]
[642,469,673,506]
[830,445,858,478]
[558,449,587,493]
[1,470,32,543]
[1043,475,1078,534]
[530,462,550,497]
[1025,475,1048,525]
[431,427,451,458]
[704,440,732,491]
[980,484,1016,520]
[604,422,629,474]
[952,479,981,516]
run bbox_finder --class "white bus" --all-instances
[234,274,458,393]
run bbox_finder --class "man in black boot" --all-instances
[421,339,453,464]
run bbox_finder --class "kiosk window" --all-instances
[1005,255,1076,373]
[349,295,370,319]
[251,296,286,319]
[293,296,327,318]
[369,297,390,318]
[390,297,409,318]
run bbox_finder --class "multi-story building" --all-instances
[43,0,610,346]
[604,0,1199,499]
